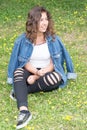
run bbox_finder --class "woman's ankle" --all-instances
[19,106,28,111]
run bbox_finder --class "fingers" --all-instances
[38,69,45,76]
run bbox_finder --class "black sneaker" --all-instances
[16,111,32,129]
[10,89,16,101]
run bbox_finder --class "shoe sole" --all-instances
[10,94,16,101]
[16,114,32,129]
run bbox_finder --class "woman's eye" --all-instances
[40,18,48,21]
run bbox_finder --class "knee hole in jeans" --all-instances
[14,68,24,82]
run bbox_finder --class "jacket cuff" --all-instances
[67,72,77,80]
[7,77,13,84]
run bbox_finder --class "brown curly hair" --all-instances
[26,6,55,43]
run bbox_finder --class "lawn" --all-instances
[0,0,87,130]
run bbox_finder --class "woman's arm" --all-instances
[24,58,54,76]
[38,58,54,76]
[24,62,38,75]
[7,42,20,84]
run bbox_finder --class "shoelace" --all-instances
[17,113,25,121]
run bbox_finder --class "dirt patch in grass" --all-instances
[63,30,87,43]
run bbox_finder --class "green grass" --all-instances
[0,0,87,130]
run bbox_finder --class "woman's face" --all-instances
[37,12,49,33]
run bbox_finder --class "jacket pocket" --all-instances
[18,56,28,62]
[52,51,62,59]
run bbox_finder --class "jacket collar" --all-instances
[46,35,53,42]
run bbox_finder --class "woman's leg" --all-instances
[27,75,39,84]
[13,68,33,129]
[14,68,61,108]
[27,71,62,93]
[13,68,61,129]
[13,68,31,109]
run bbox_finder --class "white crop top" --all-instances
[29,42,50,68]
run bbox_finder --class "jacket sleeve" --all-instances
[57,36,77,79]
[7,40,20,84]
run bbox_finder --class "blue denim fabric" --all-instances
[7,33,77,88]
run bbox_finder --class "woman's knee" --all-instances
[14,68,24,82]
[43,71,61,86]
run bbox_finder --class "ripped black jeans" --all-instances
[13,68,62,109]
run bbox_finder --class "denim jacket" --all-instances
[7,33,77,88]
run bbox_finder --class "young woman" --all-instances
[7,6,77,129]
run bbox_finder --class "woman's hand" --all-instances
[37,69,46,76]
[27,75,40,84]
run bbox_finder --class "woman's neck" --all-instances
[35,33,46,45]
